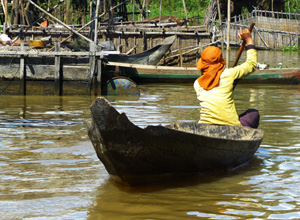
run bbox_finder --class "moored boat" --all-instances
[105,62,300,84]
[106,35,176,65]
[87,97,264,186]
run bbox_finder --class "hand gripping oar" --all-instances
[232,23,255,67]
[232,23,255,90]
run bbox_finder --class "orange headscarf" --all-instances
[197,46,226,90]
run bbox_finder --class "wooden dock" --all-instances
[0,43,116,96]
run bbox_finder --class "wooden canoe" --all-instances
[87,97,264,186]
[106,35,176,65]
[105,62,300,84]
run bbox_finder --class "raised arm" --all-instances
[238,29,254,46]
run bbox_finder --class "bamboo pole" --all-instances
[54,42,62,96]
[256,28,269,48]
[96,58,102,96]
[12,0,19,25]
[90,0,96,41]
[142,0,146,21]
[20,0,26,25]
[288,1,291,20]
[226,0,230,67]
[20,44,26,95]
[217,0,224,51]
[90,0,93,22]
[24,1,30,25]
[89,42,96,95]
[65,0,71,24]
[159,0,162,26]
[4,0,7,24]
[94,0,101,44]
[1,0,8,33]
[177,36,183,67]
[182,0,189,26]
[132,0,135,21]
[146,0,149,19]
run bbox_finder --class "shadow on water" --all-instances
[103,156,264,193]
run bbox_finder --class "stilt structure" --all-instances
[203,0,218,29]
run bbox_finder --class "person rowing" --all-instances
[194,29,260,128]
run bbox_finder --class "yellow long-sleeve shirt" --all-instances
[194,48,257,126]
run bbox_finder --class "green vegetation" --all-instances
[284,0,300,13]
[2,0,300,25]
[147,0,210,19]
[282,45,300,51]
[126,0,210,24]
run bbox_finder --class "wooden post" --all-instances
[96,58,102,95]
[150,37,153,49]
[134,36,137,53]
[65,0,71,24]
[89,42,96,95]
[4,0,7,24]
[146,0,149,19]
[3,0,8,33]
[90,0,96,42]
[80,0,87,25]
[90,0,93,23]
[273,32,276,48]
[182,0,189,26]
[177,36,183,67]
[197,42,202,64]
[94,0,101,44]
[226,0,231,67]
[132,0,135,21]
[141,0,145,20]
[12,0,19,25]
[288,1,291,19]
[20,44,26,95]
[256,29,269,48]
[54,42,62,96]
[142,31,147,51]
[159,0,162,26]
[217,0,224,51]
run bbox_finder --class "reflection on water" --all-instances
[1,83,300,219]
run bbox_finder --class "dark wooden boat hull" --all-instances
[87,97,264,185]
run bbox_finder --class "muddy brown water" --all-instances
[1,82,300,219]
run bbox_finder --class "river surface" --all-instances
[1,82,300,219]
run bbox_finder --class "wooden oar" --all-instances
[232,23,255,67]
